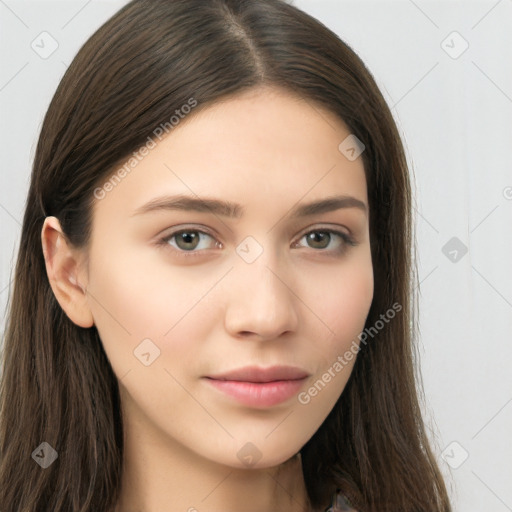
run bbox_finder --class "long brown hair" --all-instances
[0,0,452,510]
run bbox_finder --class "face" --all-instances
[48,86,373,469]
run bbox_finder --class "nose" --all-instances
[223,253,299,341]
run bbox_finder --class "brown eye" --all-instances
[174,231,201,251]
[156,225,357,259]
[304,231,331,249]
[295,229,356,254]
[160,229,219,254]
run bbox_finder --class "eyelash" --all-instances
[155,225,358,258]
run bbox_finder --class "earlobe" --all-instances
[41,216,94,328]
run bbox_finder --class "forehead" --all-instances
[91,86,367,226]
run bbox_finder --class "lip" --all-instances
[206,365,310,383]
[203,365,310,408]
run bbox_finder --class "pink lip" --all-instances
[203,378,307,407]
[206,365,310,382]
[203,365,310,408]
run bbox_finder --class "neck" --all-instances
[113,407,312,512]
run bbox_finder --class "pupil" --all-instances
[179,232,198,249]
[309,232,328,248]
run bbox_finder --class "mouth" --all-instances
[203,365,310,408]
[205,365,310,383]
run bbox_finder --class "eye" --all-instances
[157,228,220,255]
[156,226,358,257]
[294,228,357,254]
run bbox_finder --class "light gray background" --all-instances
[1,1,511,510]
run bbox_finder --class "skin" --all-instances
[41,85,374,512]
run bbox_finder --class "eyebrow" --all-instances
[130,193,367,219]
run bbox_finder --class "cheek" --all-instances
[305,255,374,350]
[293,262,373,432]
[86,244,221,377]
[300,265,373,406]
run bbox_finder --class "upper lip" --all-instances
[205,365,310,383]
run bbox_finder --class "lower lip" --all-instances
[203,377,307,407]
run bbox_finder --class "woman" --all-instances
[0,0,452,510]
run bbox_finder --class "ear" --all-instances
[41,216,94,328]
